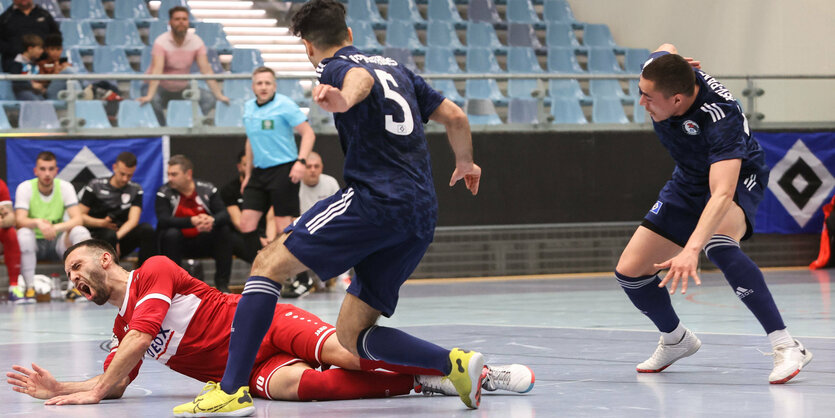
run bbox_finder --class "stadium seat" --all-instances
[507,98,540,124]
[507,47,543,99]
[382,47,419,73]
[70,0,109,26]
[195,22,234,54]
[148,20,169,45]
[388,0,425,25]
[166,100,202,128]
[205,48,225,75]
[222,79,254,101]
[93,47,136,73]
[546,47,583,73]
[466,47,503,74]
[158,0,191,22]
[592,96,629,123]
[465,99,502,125]
[633,102,647,123]
[214,100,244,127]
[507,23,542,48]
[550,96,587,124]
[545,22,580,48]
[468,0,501,24]
[114,0,153,26]
[0,109,10,130]
[348,20,383,54]
[385,20,424,53]
[75,100,111,128]
[276,78,308,104]
[587,47,623,73]
[230,49,264,73]
[465,79,505,102]
[105,20,145,52]
[35,0,63,20]
[60,20,98,51]
[425,47,461,73]
[0,0,9,12]
[429,79,465,105]
[347,0,385,28]
[549,79,587,101]
[582,24,617,48]
[0,78,16,104]
[466,22,505,52]
[589,79,628,99]
[128,79,144,99]
[628,78,641,98]
[426,21,465,54]
[139,47,152,72]
[624,48,651,73]
[19,101,60,129]
[543,0,576,24]
[506,0,542,25]
[427,0,464,26]
[62,48,88,72]
[118,100,160,127]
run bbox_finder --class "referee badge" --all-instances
[261,119,274,130]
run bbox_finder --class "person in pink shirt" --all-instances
[137,6,229,124]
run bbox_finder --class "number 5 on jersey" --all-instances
[374,69,414,136]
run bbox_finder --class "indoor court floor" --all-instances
[2,267,833,417]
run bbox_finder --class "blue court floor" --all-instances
[2,268,833,417]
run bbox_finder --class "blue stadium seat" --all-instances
[507,47,543,99]
[93,47,135,73]
[466,47,503,73]
[114,0,153,26]
[426,21,465,54]
[507,98,539,124]
[0,79,18,108]
[62,48,88,72]
[60,20,98,52]
[429,79,465,105]
[507,23,541,48]
[624,48,651,73]
[587,47,623,73]
[105,20,145,53]
[75,100,111,128]
[347,0,384,28]
[382,47,419,73]
[20,101,60,129]
[205,48,225,74]
[465,98,502,125]
[589,79,628,99]
[214,100,244,127]
[35,0,63,20]
[543,0,576,23]
[465,79,505,103]
[0,108,10,130]
[506,0,542,25]
[129,79,144,99]
[71,0,109,26]
[549,79,587,101]
[582,24,617,48]
[223,79,254,101]
[388,0,425,25]
[425,47,461,73]
[550,96,587,124]
[139,47,152,72]
[148,20,169,45]
[385,20,424,53]
[348,20,383,54]
[545,22,580,48]
[118,100,160,127]
[592,96,629,123]
[468,0,501,24]
[427,0,464,27]
[628,78,640,98]
[166,100,202,127]
[0,0,10,12]
[276,79,308,104]
[466,22,505,52]
[158,0,191,22]
[195,22,233,54]
[633,102,647,123]
[546,47,583,73]
[230,49,263,73]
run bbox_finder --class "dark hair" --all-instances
[22,34,43,49]
[252,66,275,78]
[169,5,189,19]
[237,150,246,162]
[116,151,137,168]
[36,151,56,162]
[168,154,193,172]
[43,34,63,49]
[641,54,696,98]
[63,238,120,264]
[290,0,349,49]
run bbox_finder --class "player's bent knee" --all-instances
[267,363,308,401]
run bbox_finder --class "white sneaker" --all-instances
[768,339,813,384]
[483,364,535,393]
[637,328,701,373]
[416,374,457,396]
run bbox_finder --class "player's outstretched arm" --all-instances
[7,363,129,400]
[429,99,481,195]
[312,67,374,113]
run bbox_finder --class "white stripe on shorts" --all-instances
[306,188,354,232]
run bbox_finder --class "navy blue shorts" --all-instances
[642,169,766,247]
[283,188,433,317]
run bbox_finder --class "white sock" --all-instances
[662,323,686,344]
[768,328,794,349]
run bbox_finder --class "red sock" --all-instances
[296,368,414,401]
[0,228,20,286]
[360,358,445,376]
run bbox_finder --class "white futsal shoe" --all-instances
[417,364,535,395]
[637,328,701,373]
[767,339,813,384]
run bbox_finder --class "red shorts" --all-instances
[248,303,335,399]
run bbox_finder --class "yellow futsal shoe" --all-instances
[446,348,486,409]
[173,381,254,417]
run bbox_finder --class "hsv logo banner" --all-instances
[6,137,168,226]
[755,132,835,234]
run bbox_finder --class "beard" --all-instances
[87,268,111,306]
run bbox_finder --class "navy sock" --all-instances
[219,276,281,393]
[705,235,786,333]
[616,271,680,332]
[356,326,452,375]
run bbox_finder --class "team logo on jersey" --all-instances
[121,193,131,204]
[261,119,274,130]
[682,120,700,135]
[650,201,663,214]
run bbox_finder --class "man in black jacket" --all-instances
[155,155,233,292]
[0,0,60,72]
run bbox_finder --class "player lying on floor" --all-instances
[6,239,534,405]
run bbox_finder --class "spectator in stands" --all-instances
[156,155,233,292]
[7,34,45,100]
[78,152,156,267]
[0,0,59,72]
[36,33,90,100]
[220,150,275,264]
[0,179,23,303]
[138,6,230,124]
[14,151,91,302]
[299,152,340,214]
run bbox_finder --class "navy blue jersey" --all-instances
[317,46,445,236]
[648,55,767,191]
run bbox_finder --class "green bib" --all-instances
[27,178,65,239]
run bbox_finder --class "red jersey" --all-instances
[0,179,11,206]
[173,190,206,238]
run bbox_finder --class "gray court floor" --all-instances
[2,268,833,417]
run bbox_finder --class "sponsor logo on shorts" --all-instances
[650,201,663,214]
[255,376,265,393]
[314,326,329,336]
[743,174,757,191]
[682,120,700,135]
